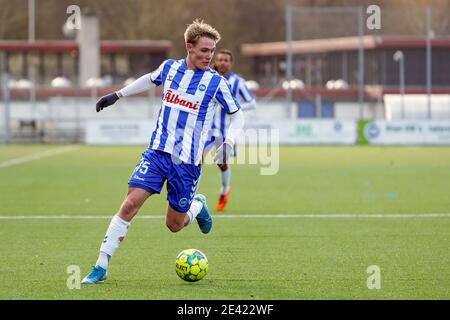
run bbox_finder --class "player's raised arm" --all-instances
[214,78,245,164]
[237,79,257,111]
[214,109,245,165]
[95,60,167,112]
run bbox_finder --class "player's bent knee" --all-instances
[166,205,188,232]
[166,212,185,233]
[166,220,183,233]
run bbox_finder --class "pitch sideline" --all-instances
[1,213,450,220]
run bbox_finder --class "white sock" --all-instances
[97,215,130,268]
[186,199,203,225]
[220,168,231,195]
[96,252,110,269]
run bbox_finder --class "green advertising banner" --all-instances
[357,120,371,145]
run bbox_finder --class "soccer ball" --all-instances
[175,249,208,282]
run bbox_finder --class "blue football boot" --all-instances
[81,265,107,284]
[194,194,212,234]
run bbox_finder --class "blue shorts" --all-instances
[128,149,201,213]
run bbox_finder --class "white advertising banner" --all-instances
[85,121,155,145]
[241,120,356,144]
[361,121,450,144]
[86,119,356,145]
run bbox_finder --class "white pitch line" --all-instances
[1,213,450,220]
[0,215,160,220]
[216,213,450,219]
[0,145,80,169]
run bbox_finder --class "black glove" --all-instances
[96,92,120,112]
[214,141,234,165]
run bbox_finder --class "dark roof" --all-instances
[0,40,172,53]
[241,36,450,56]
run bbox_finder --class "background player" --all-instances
[81,19,245,284]
[205,49,256,212]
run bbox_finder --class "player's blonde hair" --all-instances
[184,19,221,45]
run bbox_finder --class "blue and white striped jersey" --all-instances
[211,71,255,138]
[148,59,241,165]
